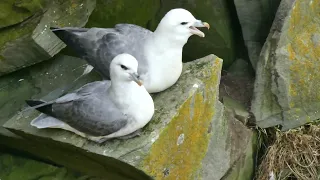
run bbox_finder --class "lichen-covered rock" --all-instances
[148,0,236,68]
[0,153,100,180]
[233,0,281,69]
[3,54,225,179]
[0,0,47,28]
[85,0,159,28]
[0,0,95,76]
[251,0,320,130]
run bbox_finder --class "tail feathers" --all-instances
[25,99,46,107]
[50,26,89,33]
[31,114,66,129]
[25,100,54,116]
[50,27,59,31]
[50,26,88,58]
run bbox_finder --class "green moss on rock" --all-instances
[0,0,95,76]
[0,0,47,28]
[0,153,99,180]
[223,131,258,180]
[85,0,160,28]
[0,15,41,51]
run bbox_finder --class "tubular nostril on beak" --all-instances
[134,73,140,79]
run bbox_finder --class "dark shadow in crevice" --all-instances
[224,0,255,76]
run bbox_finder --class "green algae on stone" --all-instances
[0,15,41,51]
[252,0,320,130]
[0,0,47,28]
[0,0,95,76]
[0,153,99,180]
[13,0,47,13]
[3,55,224,179]
[85,0,159,28]
[148,0,236,68]
[223,131,258,180]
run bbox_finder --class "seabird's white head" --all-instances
[110,53,142,86]
[154,8,210,44]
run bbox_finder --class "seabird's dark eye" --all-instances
[120,65,128,70]
[180,22,188,25]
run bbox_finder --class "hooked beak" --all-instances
[189,20,210,37]
[130,72,143,86]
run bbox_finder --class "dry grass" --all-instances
[256,124,320,180]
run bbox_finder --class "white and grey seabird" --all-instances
[26,54,155,143]
[50,8,210,93]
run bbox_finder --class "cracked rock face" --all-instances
[251,0,320,130]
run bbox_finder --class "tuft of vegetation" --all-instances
[256,123,320,180]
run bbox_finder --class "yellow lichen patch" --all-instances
[285,0,320,108]
[142,93,213,179]
[141,57,222,179]
[289,102,295,108]
[287,44,295,60]
[288,83,297,97]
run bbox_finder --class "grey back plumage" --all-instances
[42,81,129,136]
[52,24,152,79]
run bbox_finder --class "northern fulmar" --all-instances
[26,54,155,143]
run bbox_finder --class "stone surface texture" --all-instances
[251,0,320,130]
[0,0,95,76]
[200,102,257,180]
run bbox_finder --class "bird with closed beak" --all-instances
[26,53,155,143]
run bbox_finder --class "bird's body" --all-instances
[27,54,154,143]
[51,8,210,93]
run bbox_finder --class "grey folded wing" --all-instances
[50,81,128,136]
[80,24,153,79]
